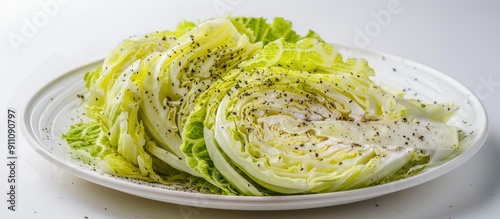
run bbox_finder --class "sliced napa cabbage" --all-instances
[139,18,261,160]
[182,35,460,194]
[65,16,315,194]
[139,17,325,194]
[86,52,203,180]
[188,66,459,194]
[72,21,206,185]
[63,15,460,196]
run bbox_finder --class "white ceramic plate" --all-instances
[22,45,488,210]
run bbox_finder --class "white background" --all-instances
[1,0,499,218]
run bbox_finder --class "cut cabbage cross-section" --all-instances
[185,66,459,194]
